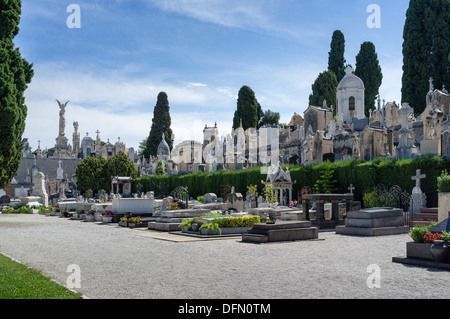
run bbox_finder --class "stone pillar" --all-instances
[316,200,325,220]
[331,200,339,220]
[303,199,310,220]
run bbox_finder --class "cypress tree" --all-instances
[402,0,450,114]
[328,30,346,83]
[0,0,34,188]
[232,85,261,131]
[355,41,383,117]
[308,70,338,114]
[143,92,173,160]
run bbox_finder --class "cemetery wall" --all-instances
[134,155,450,208]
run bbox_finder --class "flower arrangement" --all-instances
[129,216,142,224]
[289,201,298,208]
[423,232,442,244]
[409,222,437,243]
[263,185,278,204]
[102,210,113,217]
[119,216,128,223]
[86,210,95,216]
[168,201,179,210]
[247,185,258,200]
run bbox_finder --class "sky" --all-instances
[14,0,410,152]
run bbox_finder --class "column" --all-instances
[331,200,339,220]
[303,199,310,220]
[316,200,325,220]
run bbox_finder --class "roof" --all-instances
[337,66,365,91]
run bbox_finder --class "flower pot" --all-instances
[430,240,449,263]
[86,215,95,222]
[200,228,209,235]
[181,226,189,233]
[102,216,113,223]
[191,223,200,232]
[94,212,103,222]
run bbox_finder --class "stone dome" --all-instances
[337,66,365,91]
[157,133,170,157]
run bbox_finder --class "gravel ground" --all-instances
[0,213,449,300]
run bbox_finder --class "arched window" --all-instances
[349,96,356,111]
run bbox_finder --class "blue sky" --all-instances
[15,0,410,151]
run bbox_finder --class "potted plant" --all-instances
[102,210,113,223]
[69,207,77,217]
[179,219,193,233]
[119,216,128,227]
[128,216,142,228]
[199,222,221,236]
[406,223,437,260]
[85,210,95,222]
[438,170,450,223]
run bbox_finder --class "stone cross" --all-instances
[412,169,426,193]
[348,184,355,194]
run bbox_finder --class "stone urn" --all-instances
[430,240,448,263]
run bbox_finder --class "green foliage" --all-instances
[155,159,167,175]
[363,189,396,208]
[0,0,34,188]
[328,30,346,82]
[233,85,262,131]
[134,156,450,208]
[76,153,137,194]
[75,156,108,194]
[437,170,450,193]
[402,0,450,114]
[213,216,261,228]
[258,109,280,127]
[143,92,173,159]
[355,41,383,117]
[308,70,338,115]
[409,222,437,243]
[0,254,83,299]
[199,222,221,235]
[313,166,337,194]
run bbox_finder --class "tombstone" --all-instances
[97,189,107,203]
[30,172,49,206]
[348,184,355,195]
[85,189,94,199]
[410,169,427,214]
[257,195,264,207]
[161,196,173,212]
[203,193,217,204]
[227,193,244,212]
[57,160,64,180]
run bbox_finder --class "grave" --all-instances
[410,169,427,214]
[111,197,154,222]
[148,208,212,231]
[242,221,318,243]
[392,212,450,271]
[336,207,410,236]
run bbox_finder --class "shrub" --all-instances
[196,195,204,202]
[437,170,450,193]
[363,189,397,208]
[409,222,437,243]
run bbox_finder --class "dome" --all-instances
[157,133,170,157]
[337,66,365,91]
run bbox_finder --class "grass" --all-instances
[0,254,83,299]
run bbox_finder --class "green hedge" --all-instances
[134,155,450,208]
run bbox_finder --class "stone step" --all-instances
[411,213,438,221]
[420,208,438,214]
[241,233,269,243]
[148,222,181,232]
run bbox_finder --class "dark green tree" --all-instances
[232,85,261,131]
[75,156,108,194]
[355,41,383,117]
[0,0,34,188]
[328,30,346,83]
[402,0,450,114]
[105,153,138,180]
[258,109,280,127]
[309,70,338,114]
[143,92,173,160]
[313,166,337,194]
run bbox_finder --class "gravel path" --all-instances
[0,213,449,299]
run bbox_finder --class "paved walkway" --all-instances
[0,213,449,299]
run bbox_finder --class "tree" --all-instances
[309,70,338,114]
[402,0,450,114]
[355,41,383,117]
[313,166,337,194]
[232,85,262,131]
[258,109,280,127]
[328,30,346,83]
[75,156,108,194]
[105,153,138,180]
[0,0,34,188]
[143,92,173,160]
